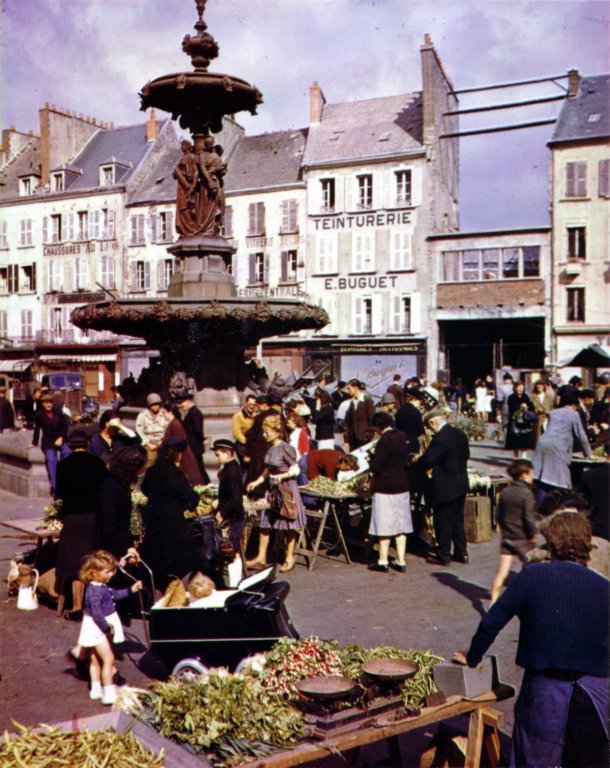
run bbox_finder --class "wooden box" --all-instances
[464,495,492,543]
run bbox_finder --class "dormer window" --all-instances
[19,175,40,197]
[99,158,130,187]
[101,166,115,186]
[52,173,64,192]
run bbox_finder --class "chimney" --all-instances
[310,82,326,124]
[146,109,158,142]
[567,69,581,98]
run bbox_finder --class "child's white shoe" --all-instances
[101,684,116,705]
[89,682,102,700]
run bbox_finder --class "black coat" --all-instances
[579,464,610,540]
[311,403,335,441]
[395,403,424,453]
[141,459,199,589]
[183,405,205,458]
[505,393,536,450]
[0,397,15,431]
[419,424,470,505]
[344,396,375,448]
[218,458,245,524]
[32,408,70,450]
[55,451,108,579]
[369,429,410,494]
[94,474,135,559]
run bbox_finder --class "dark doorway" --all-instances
[439,317,545,388]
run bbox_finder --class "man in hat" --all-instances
[418,406,470,566]
[176,393,210,484]
[212,439,246,556]
[331,381,350,411]
[135,393,168,468]
[378,392,397,417]
[31,393,71,494]
[386,374,405,408]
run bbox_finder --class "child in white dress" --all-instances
[77,550,142,705]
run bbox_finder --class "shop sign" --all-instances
[340,354,417,398]
[323,274,400,290]
[338,343,423,354]
[237,284,306,298]
[43,240,119,257]
[312,210,412,230]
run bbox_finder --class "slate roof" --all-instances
[303,92,423,166]
[549,74,610,145]
[0,139,41,201]
[224,129,308,192]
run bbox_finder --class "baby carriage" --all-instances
[139,564,300,681]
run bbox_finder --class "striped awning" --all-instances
[0,359,33,373]
[38,354,117,363]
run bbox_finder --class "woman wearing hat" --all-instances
[141,438,199,592]
[160,402,202,486]
[246,414,306,572]
[31,394,71,495]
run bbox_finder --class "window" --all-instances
[132,260,151,291]
[565,161,587,197]
[20,264,36,292]
[280,199,298,233]
[102,208,115,239]
[391,295,411,334]
[395,170,412,206]
[158,259,174,290]
[130,215,145,245]
[280,250,298,283]
[101,166,114,186]
[0,267,7,294]
[321,178,336,212]
[159,211,173,243]
[567,287,585,322]
[502,248,519,278]
[52,173,64,192]
[50,214,62,243]
[599,159,610,198]
[19,178,32,196]
[19,219,33,247]
[20,310,33,341]
[357,174,373,209]
[77,211,88,240]
[352,232,375,272]
[100,255,115,289]
[567,227,586,260]
[88,209,100,239]
[353,296,373,334]
[441,251,460,282]
[390,231,412,270]
[315,234,338,274]
[462,249,481,280]
[48,260,63,292]
[522,246,540,276]
[248,202,265,236]
[0,221,7,249]
[0,310,7,339]
[248,252,267,284]
[7,264,18,293]
[52,307,63,335]
[223,206,233,237]
[74,257,89,289]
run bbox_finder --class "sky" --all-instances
[2,0,609,230]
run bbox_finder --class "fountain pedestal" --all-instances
[168,235,236,299]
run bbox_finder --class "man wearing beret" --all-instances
[418,407,470,566]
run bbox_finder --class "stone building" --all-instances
[548,72,610,362]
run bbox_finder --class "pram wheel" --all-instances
[172,658,210,683]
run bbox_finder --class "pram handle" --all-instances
[118,554,155,648]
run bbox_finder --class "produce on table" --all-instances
[259,637,343,698]
[0,722,165,768]
[189,484,219,518]
[40,499,63,532]
[301,474,368,498]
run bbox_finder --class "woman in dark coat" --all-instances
[311,387,336,450]
[55,430,108,620]
[368,411,412,573]
[141,438,199,592]
[160,402,203,486]
[505,381,536,456]
[94,446,146,560]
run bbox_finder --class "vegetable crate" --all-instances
[147,567,300,677]
[464,496,492,543]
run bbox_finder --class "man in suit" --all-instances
[386,374,405,409]
[177,393,210,484]
[418,406,470,566]
[343,379,375,451]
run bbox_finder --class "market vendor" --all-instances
[212,439,246,555]
[454,510,608,768]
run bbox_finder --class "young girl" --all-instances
[77,550,142,705]
[490,459,537,604]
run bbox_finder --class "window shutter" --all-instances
[353,296,363,334]
[107,209,116,239]
[150,214,158,244]
[367,233,375,271]
[248,204,255,235]
[410,292,422,334]
[566,162,575,196]
[263,252,270,284]
[157,260,163,290]
[344,176,353,212]
[258,203,265,235]
[598,159,609,197]
[371,294,383,334]
[248,253,256,284]
[334,177,343,213]
[32,263,37,292]
[391,294,401,333]
[280,251,288,282]
[131,263,137,291]
[353,234,361,272]
[65,213,74,242]
[43,216,48,244]
[166,211,173,240]
[144,261,151,290]
[381,171,391,209]
[576,162,587,196]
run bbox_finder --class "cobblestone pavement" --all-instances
[0,438,524,765]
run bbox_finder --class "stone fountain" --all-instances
[71,0,327,427]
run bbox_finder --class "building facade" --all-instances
[548,73,610,363]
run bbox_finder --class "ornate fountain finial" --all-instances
[182,0,219,71]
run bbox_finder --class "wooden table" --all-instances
[0,517,59,565]
[295,489,359,570]
[244,693,504,768]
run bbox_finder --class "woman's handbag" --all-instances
[269,485,298,520]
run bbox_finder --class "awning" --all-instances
[558,344,610,368]
[0,359,33,373]
[38,354,117,363]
